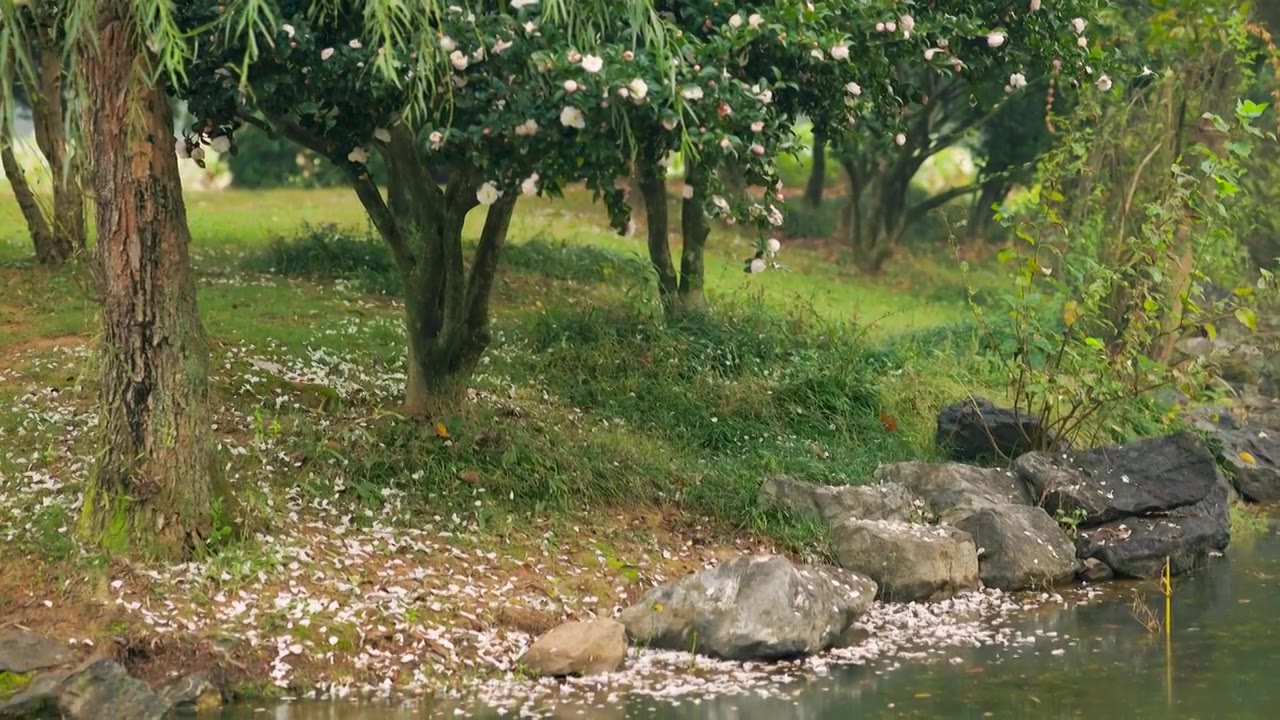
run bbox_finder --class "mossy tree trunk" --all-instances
[678,159,709,310]
[79,2,216,558]
[31,43,87,256]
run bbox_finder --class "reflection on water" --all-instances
[220,519,1280,719]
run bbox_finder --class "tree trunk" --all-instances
[678,160,709,310]
[0,127,65,265]
[968,181,1008,242]
[32,44,87,254]
[78,3,215,559]
[804,129,827,208]
[635,157,679,314]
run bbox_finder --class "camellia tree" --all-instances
[174,0,736,416]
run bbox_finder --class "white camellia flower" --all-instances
[564,79,579,93]
[1077,36,1088,48]
[349,39,362,49]
[493,38,513,54]
[523,21,537,34]
[521,174,540,196]
[560,106,586,129]
[767,206,783,226]
[450,50,469,70]
[831,44,850,60]
[628,78,648,100]
[901,15,915,36]
[429,131,445,149]
[321,47,335,60]
[175,137,190,159]
[582,55,604,73]
[750,144,765,156]
[282,24,295,38]
[440,35,457,52]
[682,185,695,199]
[1072,17,1087,33]
[511,0,539,9]
[719,138,732,150]
[712,195,729,212]
[894,133,907,146]
[514,119,539,136]
[209,135,232,153]
[748,13,763,29]
[757,89,773,104]
[681,86,704,101]
[810,48,825,61]
[348,147,369,164]
[924,47,944,60]
[751,121,764,132]
[886,21,897,32]
[1030,0,1042,11]
[476,182,502,206]
[1096,75,1113,92]
[373,128,392,142]
[767,237,781,253]
[749,258,767,274]
[987,32,1006,48]
[728,13,743,28]
[567,50,581,64]
[1009,73,1027,90]
[845,81,862,96]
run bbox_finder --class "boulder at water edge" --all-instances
[830,520,979,601]
[518,619,627,677]
[1015,432,1221,524]
[55,659,171,720]
[874,462,1031,523]
[936,397,1048,462]
[757,475,915,524]
[619,555,876,661]
[954,505,1078,590]
[1210,426,1280,503]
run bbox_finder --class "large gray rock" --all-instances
[936,397,1050,462]
[0,631,75,673]
[1075,478,1231,579]
[874,462,1030,523]
[518,620,626,677]
[757,476,915,524]
[159,672,223,713]
[56,659,170,720]
[1210,426,1280,503]
[619,555,876,661]
[830,520,979,602]
[0,669,67,718]
[954,505,1078,590]
[1015,432,1221,525]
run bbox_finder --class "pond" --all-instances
[219,516,1280,720]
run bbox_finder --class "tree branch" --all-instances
[905,181,983,225]
[462,193,517,361]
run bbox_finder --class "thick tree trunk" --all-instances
[79,4,215,558]
[635,158,679,314]
[0,130,65,265]
[804,129,827,208]
[32,45,87,254]
[678,160,710,310]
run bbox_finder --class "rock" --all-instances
[1075,479,1231,579]
[1210,426,1280,502]
[619,555,876,661]
[517,620,626,677]
[55,659,170,720]
[935,397,1049,462]
[0,670,68,718]
[1016,432,1221,525]
[1078,557,1114,583]
[757,476,914,524]
[874,462,1030,523]
[159,672,222,713]
[0,631,75,673]
[830,520,979,602]
[953,505,1078,591]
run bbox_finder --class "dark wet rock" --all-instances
[620,555,876,661]
[0,631,75,674]
[830,520,979,602]
[757,476,915,524]
[874,462,1030,523]
[0,670,68,718]
[935,397,1049,462]
[159,672,222,713]
[55,659,169,720]
[518,620,626,677]
[1015,432,1221,525]
[1209,426,1280,503]
[1074,478,1231,579]
[1078,557,1114,583]
[954,505,1078,591]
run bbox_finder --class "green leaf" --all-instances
[1238,99,1268,120]
[1203,322,1217,341]
[997,247,1016,264]
[1085,337,1105,349]
[1235,307,1258,331]
[1225,141,1252,158]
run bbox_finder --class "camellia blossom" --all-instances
[349,39,362,49]
[810,48,825,61]
[924,48,944,60]
[749,258,767,274]
[476,182,502,205]
[450,50,469,70]
[1009,73,1027,90]
[348,147,369,164]
[628,78,648,100]
[1071,18,1087,33]
[845,81,862,96]
[681,86,704,101]
[582,55,604,73]
[321,47,335,60]
[750,144,765,156]
[493,38,513,54]
[901,15,916,36]
[712,195,730,212]
[511,0,538,9]
[209,135,232,153]
[563,79,579,93]
[282,24,295,38]
[560,106,586,129]
[373,128,391,143]
[429,131,445,149]
[756,89,773,104]
[831,44,850,60]
[751,121,764,132]
[440,35,457,52]
[514,119,539,136]
[894,133,907,146]
[521,174,540,196]
[1030,0,1042,11]
[987,32,1006,48]
[767,237,781,253]
[728,13,743,28]
[748,13,763,29]
[1077,36,1088,48]
[1096,74,1113,92]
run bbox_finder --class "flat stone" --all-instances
[757,476,915,524]
[954,505,1078,591]
[0,632,75,674]
[874,462,1030,523]
[620,555,876,661]
[830,520,979,602]
[518,620,626,677]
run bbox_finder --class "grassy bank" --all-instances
[0,184,1008,698]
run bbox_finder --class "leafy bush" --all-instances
[780,198,842,240]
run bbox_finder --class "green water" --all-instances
[220,519,1280,719]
